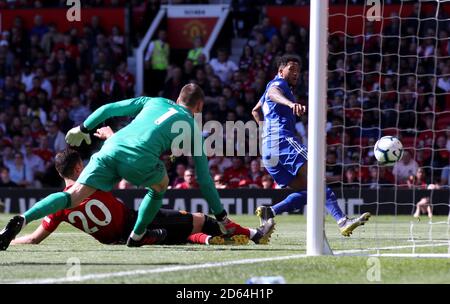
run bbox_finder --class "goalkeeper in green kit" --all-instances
[0,84,269,249]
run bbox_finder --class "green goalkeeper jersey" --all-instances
[81,96,222,213]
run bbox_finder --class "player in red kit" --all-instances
[11,147,275,246]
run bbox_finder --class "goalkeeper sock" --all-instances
[23,192,71,223]
[214,209,228,222]
[132,189,164,236]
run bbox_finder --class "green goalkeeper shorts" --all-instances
[77,151,167,191]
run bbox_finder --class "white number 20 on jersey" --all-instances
[68,200,112,234]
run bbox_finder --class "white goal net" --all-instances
[326,0,450,256]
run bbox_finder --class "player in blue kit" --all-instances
[251,55,370,236]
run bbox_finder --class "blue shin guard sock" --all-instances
[23,192,71,223]
[272,188,345,222]
[272,191,307,215]
[326,187,346,222]
[132,189,165,237]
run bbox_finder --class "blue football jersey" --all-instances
[260,75,297,139]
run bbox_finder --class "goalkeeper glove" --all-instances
[65,125,91,146]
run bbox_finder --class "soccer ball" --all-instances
[374,136,403,165]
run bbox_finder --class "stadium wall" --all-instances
[0,189,448,216]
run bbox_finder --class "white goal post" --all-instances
[307,0,330,256]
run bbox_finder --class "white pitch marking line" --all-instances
[6,242,450,284]
[334,242,450,255]
[8,254,309,284]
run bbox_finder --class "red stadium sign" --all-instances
[166,5,223,49]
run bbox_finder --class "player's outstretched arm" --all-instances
[193,153,224,215]
[83,97,150,130]
[66,97,149,146]
[267,87,305,116]
[11,224,52,245]
[189,120,225,217]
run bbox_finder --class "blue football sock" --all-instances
[272,191,307,214]
[271,188,346,222]
[325,187,346,222]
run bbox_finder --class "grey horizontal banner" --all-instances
[0,188,449,216]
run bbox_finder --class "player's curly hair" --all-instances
[277,54,302,69]
[55,149,82,179]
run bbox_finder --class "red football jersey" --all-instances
[41,187,133,244]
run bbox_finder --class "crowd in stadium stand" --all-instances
[1,1,449,190]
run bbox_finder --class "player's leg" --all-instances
[1,152,119,250]
[288,163,370,236]
[258,137,369,236]
[259,137,345,221]
[0,183,96,251]
[199,213,275,245]
[25,182,96,222]
[127,173,169,247]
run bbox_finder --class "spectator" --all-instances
[162,66,185,101]
[57,108,74,134]
[209,48,238,85]
[28,96,47,125]
[144,29,170,96]
[413,197,433,221]
[30,15,48,39]
[260,17,278,41]
[0,167,18,187]
[261,174,276,189]
[35,67,53,98]
[53,48,77,80]
[2,145,15,168]
[214,173,227,189]
[406,167,428,189]
[343,167,359,188]
[6,152,33,187]
[21,61,35,92]
[171,163,186,188]
[46,120,67,153]
[224,157,249,188]
[239,44,254,70]
[326,150,343,185]
[187,36,204,66]
[175,168,199,189]
[437,65,450,92]
[23,142,45,187]
[115,61,134,98]
[392,151,419,183]
[69,97,91,126]
[1,76,17,109]
[248,159,263,188]
[101,68,122,101]
[33,135,54,166]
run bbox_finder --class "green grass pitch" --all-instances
[0,214,449,284]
